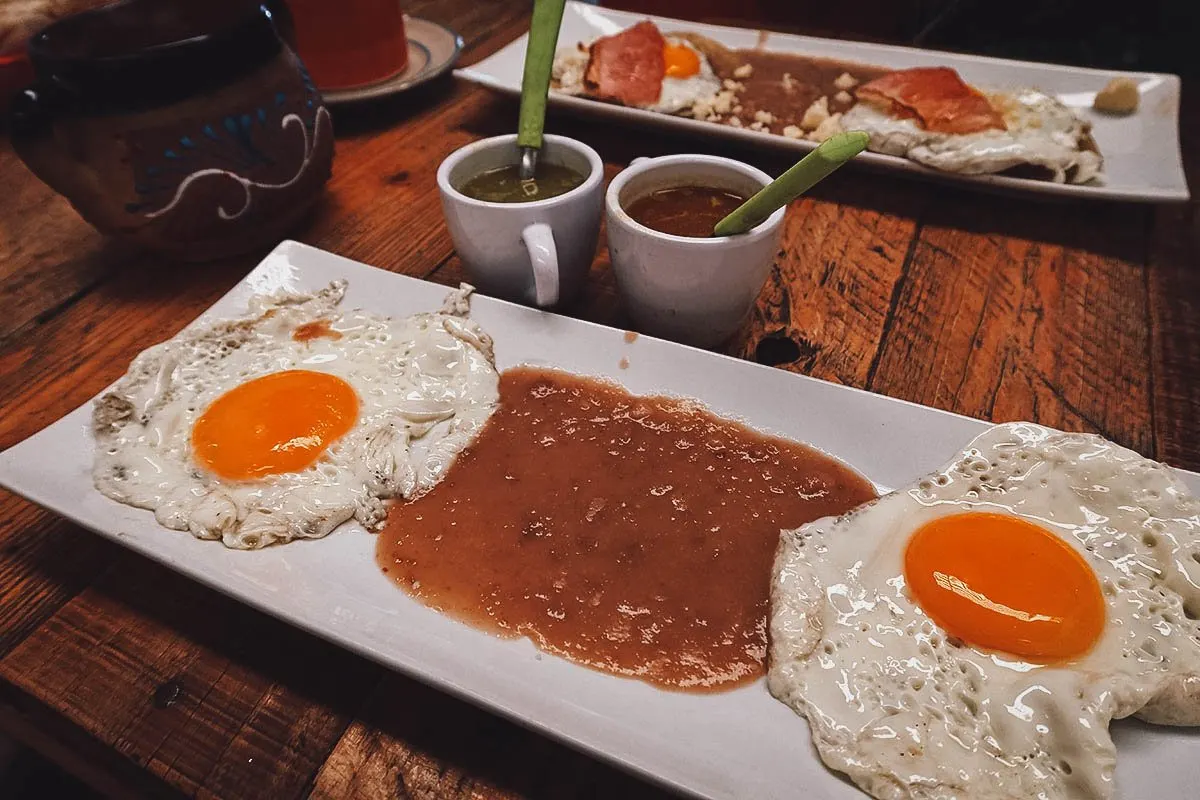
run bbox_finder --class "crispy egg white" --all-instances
[92,282,499,549]
[551,45,590,97]
[770,422,1200,800]
[842,89,1103,184]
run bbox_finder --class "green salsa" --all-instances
[459,163,586,203]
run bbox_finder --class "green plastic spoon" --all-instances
[517,0,568,180]
[712,131,870,237]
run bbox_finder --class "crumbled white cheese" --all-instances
[834,90,854,105]
[749,121,769,132]
[690,89,736,122]
[807,112,844,142]
[733,63,754,79]
[723,79,746,92]
[781,73,796,92]
[800,96,830,131]
[754,109,776,125]
[782,125,804,139]
[727,116,743,128]
[551,48,589,95]
[833,72,859,91]
[732,104,743,115]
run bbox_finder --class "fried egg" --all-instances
[769,423,1200,799]
[92,281,499,549]
[842,89,1103,184]
[645,37,721,114]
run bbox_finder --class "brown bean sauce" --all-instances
[625,185,747,238]
[718,51,891,130]
[377,366,876,692]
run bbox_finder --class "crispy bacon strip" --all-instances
[584,20,665,107]
[856,67,1006,134]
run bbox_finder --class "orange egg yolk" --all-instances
[663,41,700,78]
[192,370,359,480]
[904,512,1105,663]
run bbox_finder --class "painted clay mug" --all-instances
[11,0,333,262]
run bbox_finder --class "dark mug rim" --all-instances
[25,0,293,116]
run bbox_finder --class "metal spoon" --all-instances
[517,0,567,180]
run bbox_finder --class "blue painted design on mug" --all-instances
[129,72,329,207]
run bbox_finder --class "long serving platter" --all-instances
[2,241,1198,799]
[455,1,1189,203]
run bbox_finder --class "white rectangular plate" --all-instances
[3,241,1199,799]
[456,1,1189,203]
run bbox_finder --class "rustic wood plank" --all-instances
[0,144,135,343]
[0,497,121,659]
[0,697,184,799]
[1147,86,1200,472]
[867,189,1155,452]
[732,175,929,379]
[1147,204,1200,471]
[0,555,381,799]
[299,85,509,272]
[311,674,669,800]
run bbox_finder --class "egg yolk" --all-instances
[904,512,1105,662]
[192,370,358,480]
[663,41,700,79]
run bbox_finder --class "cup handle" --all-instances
[521,222,559,308]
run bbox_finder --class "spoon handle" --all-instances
[517,0,568,151]
[712,131,869,237]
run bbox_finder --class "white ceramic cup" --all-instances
[606,154,786,348]
[437,134,604,308]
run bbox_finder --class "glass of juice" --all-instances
[287,0,408,90]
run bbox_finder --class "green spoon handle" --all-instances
[712,131,870,237]
[517,0,568,151]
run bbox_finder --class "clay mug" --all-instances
[11,0,333,262]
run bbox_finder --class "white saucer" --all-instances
[320,16,462,105]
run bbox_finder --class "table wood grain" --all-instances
[1,1,1197,797]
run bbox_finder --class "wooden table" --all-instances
[1,1,1197,797]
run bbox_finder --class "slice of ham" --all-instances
[584,20,664,107]
[855,67,1006,134]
